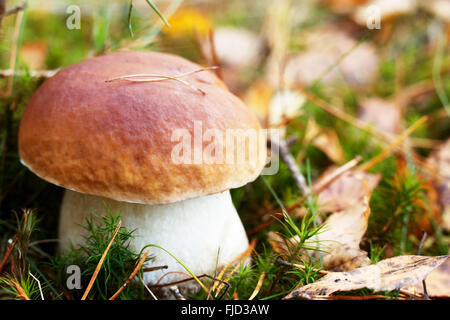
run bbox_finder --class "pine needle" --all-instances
[105,66,218,95]
[0,237,17,273]
[359,116,428,171]
[105,67,218,95]
[310,155,362,195]
[298,87,393,143]
[297,88,433,173]
[105,66,218,82]
[212,239,256,296]
[109,248,151,300]
[81,220,122,300]
[11,278,29,300]
[248,272,266,300]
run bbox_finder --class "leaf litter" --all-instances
[284,255,449,299]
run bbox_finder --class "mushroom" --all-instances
[18,51,266,296]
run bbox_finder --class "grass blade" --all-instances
[145,0,170,27]
[127,0,134,37]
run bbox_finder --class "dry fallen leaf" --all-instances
[244,80,274,126]
[321,0,370,14]
[304,120,345,164]
[269,195,372,271]
[420,0,450,23]
[426,138,450,231]
[358,97,402,135]
[202,27,265,70]
[20,42,48,70]
[284,28,379,88]
[284,255,449,299]
[314,169,381,213]
[403,259,450,298]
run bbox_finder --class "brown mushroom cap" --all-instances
[18,51,265,204]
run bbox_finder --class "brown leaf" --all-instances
[202,27,265,69]
[426,138,450,231]
[420,0,450,23]
[20,42,48,70]
[403,259,450,297]
[314,169,381,213]
[358,97,402,135]
[268,195,372,271]
[284,28,379,88]
[322,0,370,14]
[316,200,371,270]
[304,120,345,163]
[284,255,449,299]
[244,81,274,126]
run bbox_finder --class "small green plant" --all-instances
[50,210,149,300]
[0,272,41,300]
[367,168,427,255]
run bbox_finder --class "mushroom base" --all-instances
[59,189,250,297]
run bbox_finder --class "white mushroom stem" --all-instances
[58,189,249,294]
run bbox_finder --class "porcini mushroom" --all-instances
[18,51,266,296]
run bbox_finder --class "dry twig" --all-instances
[310,155,362,195]
[142,265,168,273]
[169,285,186,300]
[0,1,26,18]
[109,248,151,300]
[270,138,309,195]
[0,1,26,29]
[0,237,17,274]
[418,231,429,300]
